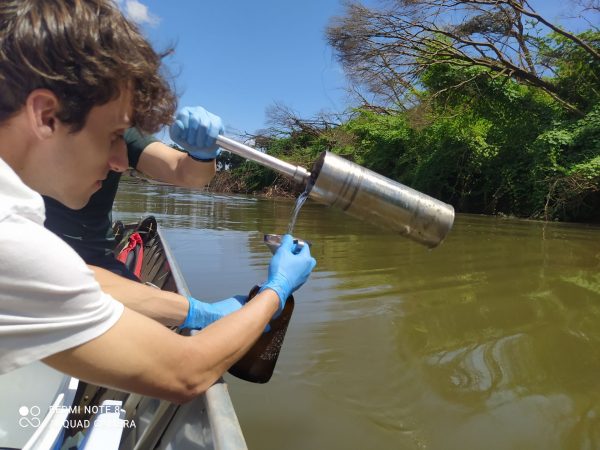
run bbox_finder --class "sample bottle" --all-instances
[228,234,307,383]
[227,285,294,383]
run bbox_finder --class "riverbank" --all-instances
[208,170,299,199]
[211,94,599,223]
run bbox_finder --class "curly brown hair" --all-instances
[0,0,176,133]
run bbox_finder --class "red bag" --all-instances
[116,232,144,278]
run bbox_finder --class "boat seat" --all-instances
[0,363,78,450]
[22,375,79,450]
[76,400,125,450]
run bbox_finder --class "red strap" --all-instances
[116,232,144,277]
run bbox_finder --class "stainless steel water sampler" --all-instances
[216,135,455,248]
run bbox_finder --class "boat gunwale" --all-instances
[150,226,248,450]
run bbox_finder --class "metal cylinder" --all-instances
[307,151,454,248]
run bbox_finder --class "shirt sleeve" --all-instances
[125,128,159,169]
[0,213,124,374]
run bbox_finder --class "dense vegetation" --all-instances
[214,1,599,222]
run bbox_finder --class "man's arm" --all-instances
[43,235,315,404]
[134,105,224,189]
[43,289,280,404]
[89,265,188,326]
[90,265,249,330]
[136,141,216,188]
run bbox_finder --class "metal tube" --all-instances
[216,135,311,184]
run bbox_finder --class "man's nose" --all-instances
[108,138,128,173]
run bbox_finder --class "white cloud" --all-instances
[121,0,160,26]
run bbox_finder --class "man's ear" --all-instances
[26,89,61,139]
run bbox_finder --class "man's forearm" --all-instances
[136,141,216,188]
[89,265,187,327]
[176,151,216,188]
[44,289,281,404]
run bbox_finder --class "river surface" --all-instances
[115,177,600,450]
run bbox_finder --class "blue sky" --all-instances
[117,0,595,138]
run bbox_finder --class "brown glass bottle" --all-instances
[228,285,294,383]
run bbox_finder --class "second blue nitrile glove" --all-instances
[169,106,225,161]
[259,234,317,313]
[181,295,247,330]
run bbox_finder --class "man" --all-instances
[0,0,316,404]
[44,106,244,331]
[43,106,223,281]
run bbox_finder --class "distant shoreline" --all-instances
[206,171,299,199]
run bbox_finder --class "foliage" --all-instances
[544,31,600,113]
[531,104,600,221]
[213,73,598,221]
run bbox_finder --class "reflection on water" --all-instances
[115,177,600,450]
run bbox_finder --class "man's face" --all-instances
[47,89,132,209]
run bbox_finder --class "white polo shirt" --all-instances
[0,157,124,373]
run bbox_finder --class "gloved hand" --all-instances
[181,295,247,330]
[169,106,225,161]
[259,234,317,313]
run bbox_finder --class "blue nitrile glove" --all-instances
[181,295,247,330]
[259,234,317,313]
[169,106,225,161]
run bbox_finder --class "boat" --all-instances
[0,218,248,450]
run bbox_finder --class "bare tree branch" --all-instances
[263,102,343,140]
[327,0,598,115]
